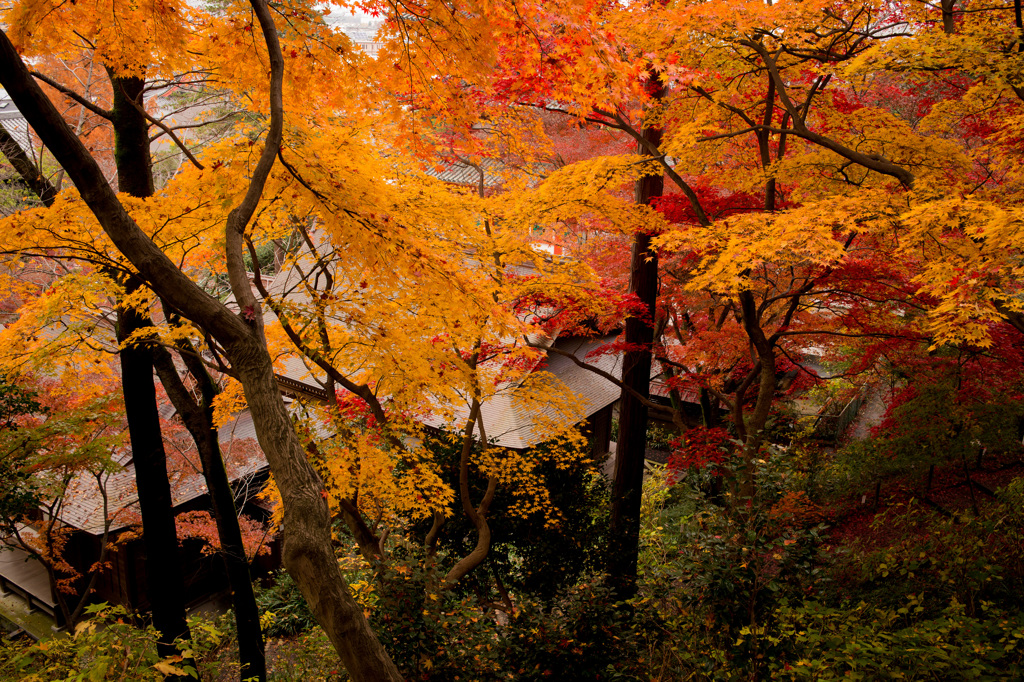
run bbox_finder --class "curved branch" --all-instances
[223,0,286,343]
[443,400,498,587]
[246,258,392,428]
[604,109,711,226]
[740,40,915,188]
[523,337,665,412]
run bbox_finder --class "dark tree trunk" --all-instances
[942,0,956,35]
[117,280,193,669]
[736,291,778,499]
[152,341,267,682]
[607,78,665,599]
[0,123,57,206]
[108,74,153,197]
[109,73,193,676]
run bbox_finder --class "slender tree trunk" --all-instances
[117,281,193,669]
[151,342,267,682]
[0,124,57,206]
[443,400,499,588]
[942,0,956,35]
[109,73,194,675]
[736,291,778,499]
[108,74,153,198]
[607,77,665,599]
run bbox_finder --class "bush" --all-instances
[764,598,1024,680]
[0,603,228,681]
[360,551,500,681]
[498,579,650,681]
[837,377,1024,491]
[347,549,653,681]
[651,458,827,623]
[255,570,320,637]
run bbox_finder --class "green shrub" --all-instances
[255,570,320,637]
[763,598,1024,680]
[349,549,653,681]
[830,491,1024,617]
[649,458,827,623]
[359,551,500,681]
[498,579,650,681]
[264,628,346,682]
[0,603,228,681]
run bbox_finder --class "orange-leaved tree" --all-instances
[0,0,405,679]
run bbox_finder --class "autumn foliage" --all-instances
[5,0,1024,678]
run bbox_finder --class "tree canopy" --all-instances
[4,0,1024,678]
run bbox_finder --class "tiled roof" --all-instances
[56,410,267,535]
[0,99,36,163]
[0,99,31,135]
[419,334,625,449]
[423,159,505,188]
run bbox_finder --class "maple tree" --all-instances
[0,4,282,679]
[0,262,271,677]
[243,142,616,598]
[348,0,1024,598]
[0,372,131,629]
[0,5,631,674]
[0,1,411,678]
[5,0,1024,676]
[7,38,204,674]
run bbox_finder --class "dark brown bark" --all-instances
[443,400,498,587]
[107,74,154,198]
[117,279,193,668]
[337,497,384,563]
[736,291,778,499]
[424,511,445,556]
[0,123,57,206]
[607,78,664,599]
[942,0,956,35]
[151,342,267,682]
[740,40,915,189]
[0,7,402,679]
[106,69,193,675]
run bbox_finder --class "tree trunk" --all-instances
[108,74,153,198]
[0,123,57,206]
[151,342,267,682]
[443,401,498,588]
[116,281,194,670]
[108,72,194,675]
[607,77,664,599]
[228,332,402,680]
[737,291,778,499]
[942,0,956,35]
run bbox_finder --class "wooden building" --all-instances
[0,411,274,630]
